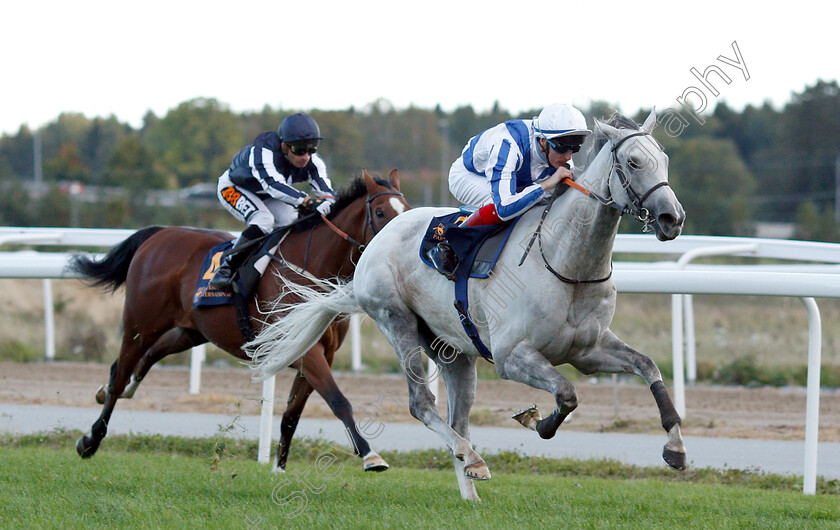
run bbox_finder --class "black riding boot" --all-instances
[427,242,460,281]
[209,225,265,291]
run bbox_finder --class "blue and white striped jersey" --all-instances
[459,119,556,220]
[227,132,335,206]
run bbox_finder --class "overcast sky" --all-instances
[2,0,837,135]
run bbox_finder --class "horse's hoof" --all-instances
[95,385,107,405]
[272,465,286,474]
[464,461,491,481]
[663,448,687,470]
[511,405,541,431]
[362,451,390,472]
[76,435,96,459]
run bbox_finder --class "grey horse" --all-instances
[248,110,687,501]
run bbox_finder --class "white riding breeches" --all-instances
[217,170,299,233]
[448,158,492,208]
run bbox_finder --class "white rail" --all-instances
[2,227,839,494]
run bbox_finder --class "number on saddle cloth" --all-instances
[192,229,286,308]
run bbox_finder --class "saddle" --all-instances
[420,211,522,362]
[192,227,290,341]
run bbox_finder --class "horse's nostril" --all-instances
[658,213,676,228]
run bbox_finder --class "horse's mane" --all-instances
[584,113,640,167]
[331,174,395,215]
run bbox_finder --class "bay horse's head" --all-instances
[362,169,410,239]
[328,169,411,247]
[595,110,686,241]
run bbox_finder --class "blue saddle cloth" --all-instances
[420,212,521,362]
[419,212,520,278]
[192,227,287,308]
[193,241,235,307]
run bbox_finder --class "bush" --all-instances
[713,356,762,386]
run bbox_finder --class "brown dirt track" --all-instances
[1,361,838,442]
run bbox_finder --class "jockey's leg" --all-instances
[213,175,274,291]
[461,203,502,227]
[209,224,266,291]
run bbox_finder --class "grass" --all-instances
[1,432,839,528]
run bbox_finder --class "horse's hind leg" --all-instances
[94,328,204,404]
[570,331,686,470]
[433,342,482,501]
[274,369,314,472]
[498,342,579,440]
[297,345,389,472]
[77,335,146,458]
[132,327,206,384]
[362,300,487,485]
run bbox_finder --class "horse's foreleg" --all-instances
[570,331,686,470]
[299,345,389,472]
[498,341,579,440]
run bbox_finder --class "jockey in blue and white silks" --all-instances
[210,113,337,291]
[427,104,591,279]
[448,103,592,226]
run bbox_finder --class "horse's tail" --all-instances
[67,226,166,292]
[247,276,361,381]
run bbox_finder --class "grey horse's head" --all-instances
[594,110,685,241]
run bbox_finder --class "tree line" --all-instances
[1,80,838,240]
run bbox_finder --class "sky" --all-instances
[2,0,838,136]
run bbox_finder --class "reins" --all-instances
[519,130,668,284]
[317,189,406,254]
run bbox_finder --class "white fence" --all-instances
[2,226,840,495]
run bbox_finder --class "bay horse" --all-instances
[247,111,688,500]
[69,170,409,472]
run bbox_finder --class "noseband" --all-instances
[608,131,670,231]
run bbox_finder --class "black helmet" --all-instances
[278,113,323,143]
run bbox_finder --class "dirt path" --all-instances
[1,361,838,442]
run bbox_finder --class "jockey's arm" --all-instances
[488,149,544,221]
[539,165,573,192]
[306,155,337,204]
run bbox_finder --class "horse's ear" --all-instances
[388,169,401,191]
[595,119,621,142]
[641,107,657,134]
[363,169,378,194]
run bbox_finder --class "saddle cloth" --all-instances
[420,212,522,362]
[192,229,286,308]
[419,212,520,278]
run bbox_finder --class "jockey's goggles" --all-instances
[287,140,319,156]
[545,137,582,155]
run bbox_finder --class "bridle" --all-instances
[318,189,406,253]
[522,130,669,284]
[275,187,406,281]
[561,131,669,232]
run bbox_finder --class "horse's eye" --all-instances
[376,208,385,218]
[628,157,642,170]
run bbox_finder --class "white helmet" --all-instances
[533,104,591,139]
